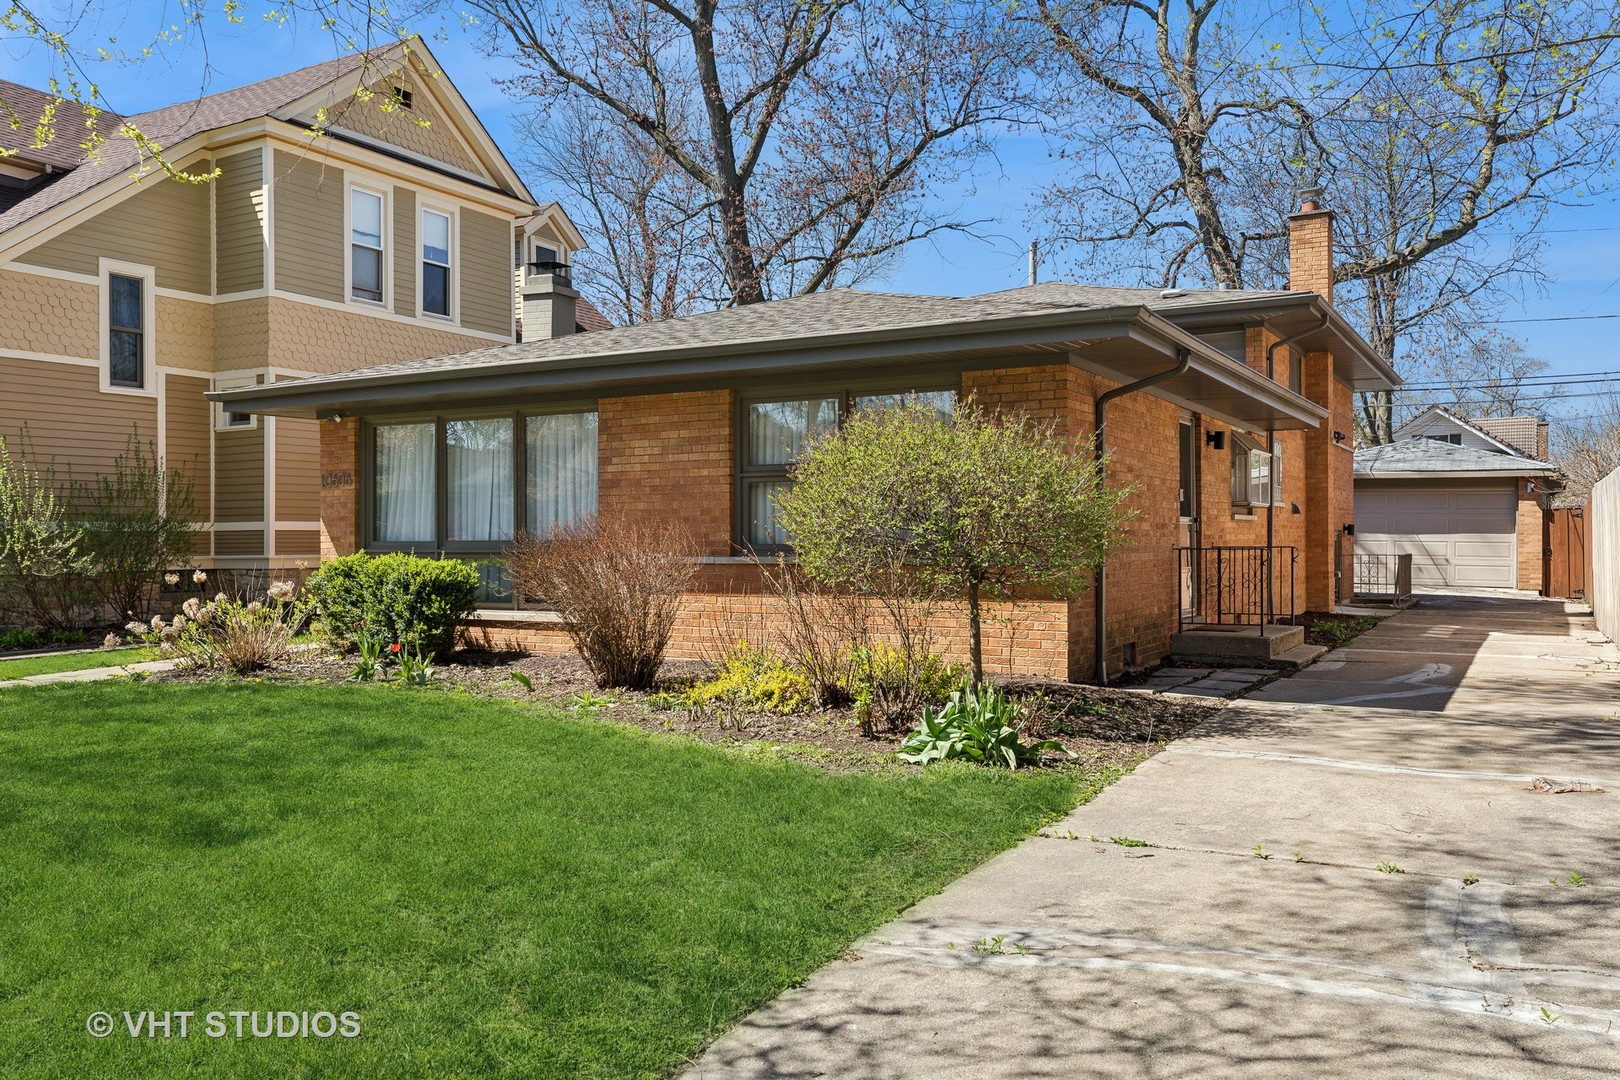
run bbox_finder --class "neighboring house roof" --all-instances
[574,296,614,334]
[0,52,373,238]
[1392,405,1524,456]
[1470,415,1544,459]
[213,281,1350,433]
[1354,438,1557,478]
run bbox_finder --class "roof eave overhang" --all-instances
[211,303,1327,431]
[1354,468,1557,479]
[1161,293,1400,392]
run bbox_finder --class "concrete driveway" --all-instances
[687,593,1620,1078]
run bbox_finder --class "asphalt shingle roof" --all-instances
[0,52,372,237]
[256,281,1299,393]
[1354,438,1556,476]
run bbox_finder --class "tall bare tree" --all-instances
[468,0,1030,306]
[1554,392,1620,505]
[1027,0,1620,441]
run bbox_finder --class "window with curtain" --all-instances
[107,273,144,388]
[351,188,384,302]
[1230,434,1282,508]
[742,397,840,547]
[446,418,514,543]
[374,422,435,543]
[526,411,598,534]
[421,209,452,317]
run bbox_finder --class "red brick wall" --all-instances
[1288,209,1335,301]
[319,418,360,560]
[1517,486,1545,592]
[599,389,734,556]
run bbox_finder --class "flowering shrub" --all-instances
[684,642,812,714]
[126,583,305,675]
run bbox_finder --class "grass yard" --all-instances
[0,681,1100,1078]
[0,646,158,682]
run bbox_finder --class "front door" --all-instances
[1178,417,1199,619]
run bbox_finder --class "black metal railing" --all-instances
[1352,552,1413,603]
[1176,545,1298,631]
[526,259,572,282]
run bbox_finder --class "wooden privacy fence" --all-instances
[1592,468,1620,642]
[1545,506,1589,602]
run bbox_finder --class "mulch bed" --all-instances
[154,648,1220,773]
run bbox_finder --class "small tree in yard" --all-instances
[0,433,95,630]
[73,433,197,621]
[505,513,697,690]
[778,401,1129,683]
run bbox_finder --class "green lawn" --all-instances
[0,646,158,681]
[0,682,1099,1078]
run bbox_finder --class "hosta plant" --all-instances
[898,680,1071,770]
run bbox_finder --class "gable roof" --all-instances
[1392,405,1522,455]
[1469,415,1544,458]
[0,40,533,242]
[211,282,1337,434]
[1354,438,1556,478]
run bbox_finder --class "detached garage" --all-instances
[1354,434,1558,592]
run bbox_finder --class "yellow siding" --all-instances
[17,171,213,294]
[264,295,494,374]
[215,426,265,522]
[459,208,511,337]
[0,357,157,474]
[214,530,265,556]
[271,148,345,302]
[393,187,417,318]
[330,72,485,176]
[216,148,266,293]
[274,529,322,557]
[165,373,212,520]
[275,413,322,522]
[157,295,214,372]
[0,267,98,359]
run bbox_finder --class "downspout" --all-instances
[1262,312,1331,622]
[1094,347,1192,685]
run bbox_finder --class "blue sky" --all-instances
[5,3,1617,409]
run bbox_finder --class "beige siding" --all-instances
[459,208,512,337]
[329,72,485,176]
[275,413,322,522]
[216,149,266,294]
[393,187,417,318]
[165,373,212,520]
[215,530,265,556]
[157,295,214,372]
[274,529,322,556]
[213,297,272,371]
[215,426,265,522]
[0,357,157,474]
[18,172,212,294]
[264,295,494,374]
[0,268,98,359]
[271,149,345,302]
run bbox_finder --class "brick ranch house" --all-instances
[216,201,1398,683]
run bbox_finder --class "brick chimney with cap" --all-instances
[1288,186,1334,303]
[520,268,579,342]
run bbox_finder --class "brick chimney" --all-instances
[519,269,579,342]
[1288,186,1334,303]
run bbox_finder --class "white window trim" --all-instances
[98,258,157,397]
[1229,431,1279,509]
[213,375,261,430]
[345,181,390,309]
[419,201,459,324]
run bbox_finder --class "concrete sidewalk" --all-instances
[687,594,1620,1078]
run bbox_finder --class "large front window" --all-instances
[350,188,385,303]
[739,386,955,549]
[369,410,598,552]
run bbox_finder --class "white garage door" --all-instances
[1355,483,1517,588]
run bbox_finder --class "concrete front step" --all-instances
[1170,623,1305,664]
[1271,643,1329,670]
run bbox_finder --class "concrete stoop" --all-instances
[1171,623,1326,670]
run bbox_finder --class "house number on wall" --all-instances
[321,471,353,488]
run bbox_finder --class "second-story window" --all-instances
[107,273,145,388]
[422,209,452,318]
[350,187,385,303]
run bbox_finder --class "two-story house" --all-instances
[0,40,599,571]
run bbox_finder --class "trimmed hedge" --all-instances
[305,553,479,659]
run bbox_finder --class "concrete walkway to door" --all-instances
[686,593,1620,1078]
